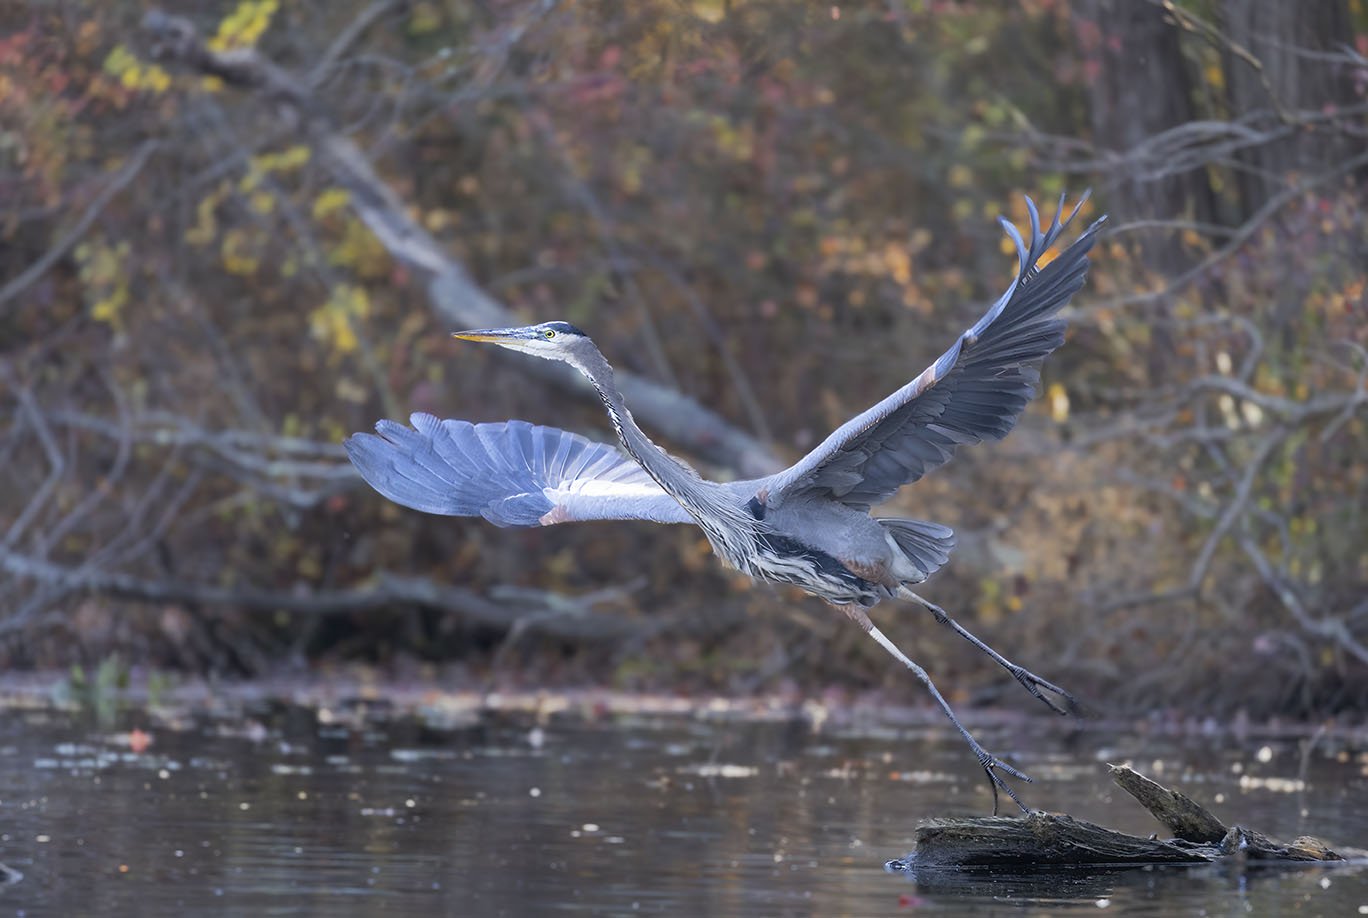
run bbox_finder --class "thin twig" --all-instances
[0,141,158,310]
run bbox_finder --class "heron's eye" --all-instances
[543,329,556,339]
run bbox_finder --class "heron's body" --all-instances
[709,492,932,606]
[346,195,1106,812]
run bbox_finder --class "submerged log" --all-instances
[911,812,1209,867]
[887,764,1365,873]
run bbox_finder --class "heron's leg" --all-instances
[843,605,1031,815]
[898,587,1080,717]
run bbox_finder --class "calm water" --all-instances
[0,697,1365,916]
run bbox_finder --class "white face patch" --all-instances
[494,338,553,358]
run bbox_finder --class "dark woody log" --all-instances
[887,765,1363,872]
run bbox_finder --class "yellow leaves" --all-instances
[423,209,457,233]
[102,44,134,75]
[408,3,444,35]
[250,144,311,175]
[330,218,390,279]
[948,164,974,189]
[618,144,653,195]
[208,0,280,53]
[248,191,275,215]
[180,142,315,268]
[187,184,227,247]
[91,289,128,325]
[709,115,754,161]
[103,44,172,93]
[204,144,311,225]
[976,577,1003,626]
[237,144,310,205]
[691,0,727,23]
[312,187,351,220]
[1202,62,1224,91]
[184,142,383,293]
[220,228,260,275]
[310,284,371,355]
[75,238,131,327]
[1048,381,1070,423]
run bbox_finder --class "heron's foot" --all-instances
[972,743,1033,816]
[1007,663,1081,717]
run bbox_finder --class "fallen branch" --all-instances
[0,547,754,648]
[888,764,1365,872]
[0,549,639,641]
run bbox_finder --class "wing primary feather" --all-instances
[348,417,689,526]
[766,193,1103,509]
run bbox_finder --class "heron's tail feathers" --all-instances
[879,518,955,581]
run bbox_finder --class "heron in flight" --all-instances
[347,194,1104,812]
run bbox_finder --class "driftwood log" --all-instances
[887,764,1366,874]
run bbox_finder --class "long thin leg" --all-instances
[843,605,1031,815]
[898,587,1081,717]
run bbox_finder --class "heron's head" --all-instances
[452,321,593,364]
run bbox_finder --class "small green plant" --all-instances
[60,655,130,726]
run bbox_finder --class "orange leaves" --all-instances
[815,232,927,311]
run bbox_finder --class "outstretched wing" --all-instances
[764,194,1105,511]
[345,414,693,527]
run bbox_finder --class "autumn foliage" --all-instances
[2,1,1366,717]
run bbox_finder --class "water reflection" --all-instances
[893,860,1368,914]
[0,700,1362,916]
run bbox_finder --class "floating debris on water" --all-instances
[677,763,758,778]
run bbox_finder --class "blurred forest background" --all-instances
[2,0,1366,718]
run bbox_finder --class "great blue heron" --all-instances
[346,194,1105,812]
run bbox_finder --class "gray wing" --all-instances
[345,413,693,527]
[764,194,1105,511]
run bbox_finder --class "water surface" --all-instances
[0,698,1364,916]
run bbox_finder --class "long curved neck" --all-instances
[573,346,708,508]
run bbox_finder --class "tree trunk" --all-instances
[1222,0,1361,218]
[1076,0,1218,271]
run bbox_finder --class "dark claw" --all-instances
[976,748,1033,816]
[1008,664,1081,717]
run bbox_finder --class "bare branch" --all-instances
[1088,147,1368,313]
[1237,535,1368,669]
[0,140,158,311]
[308,0,407,87]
